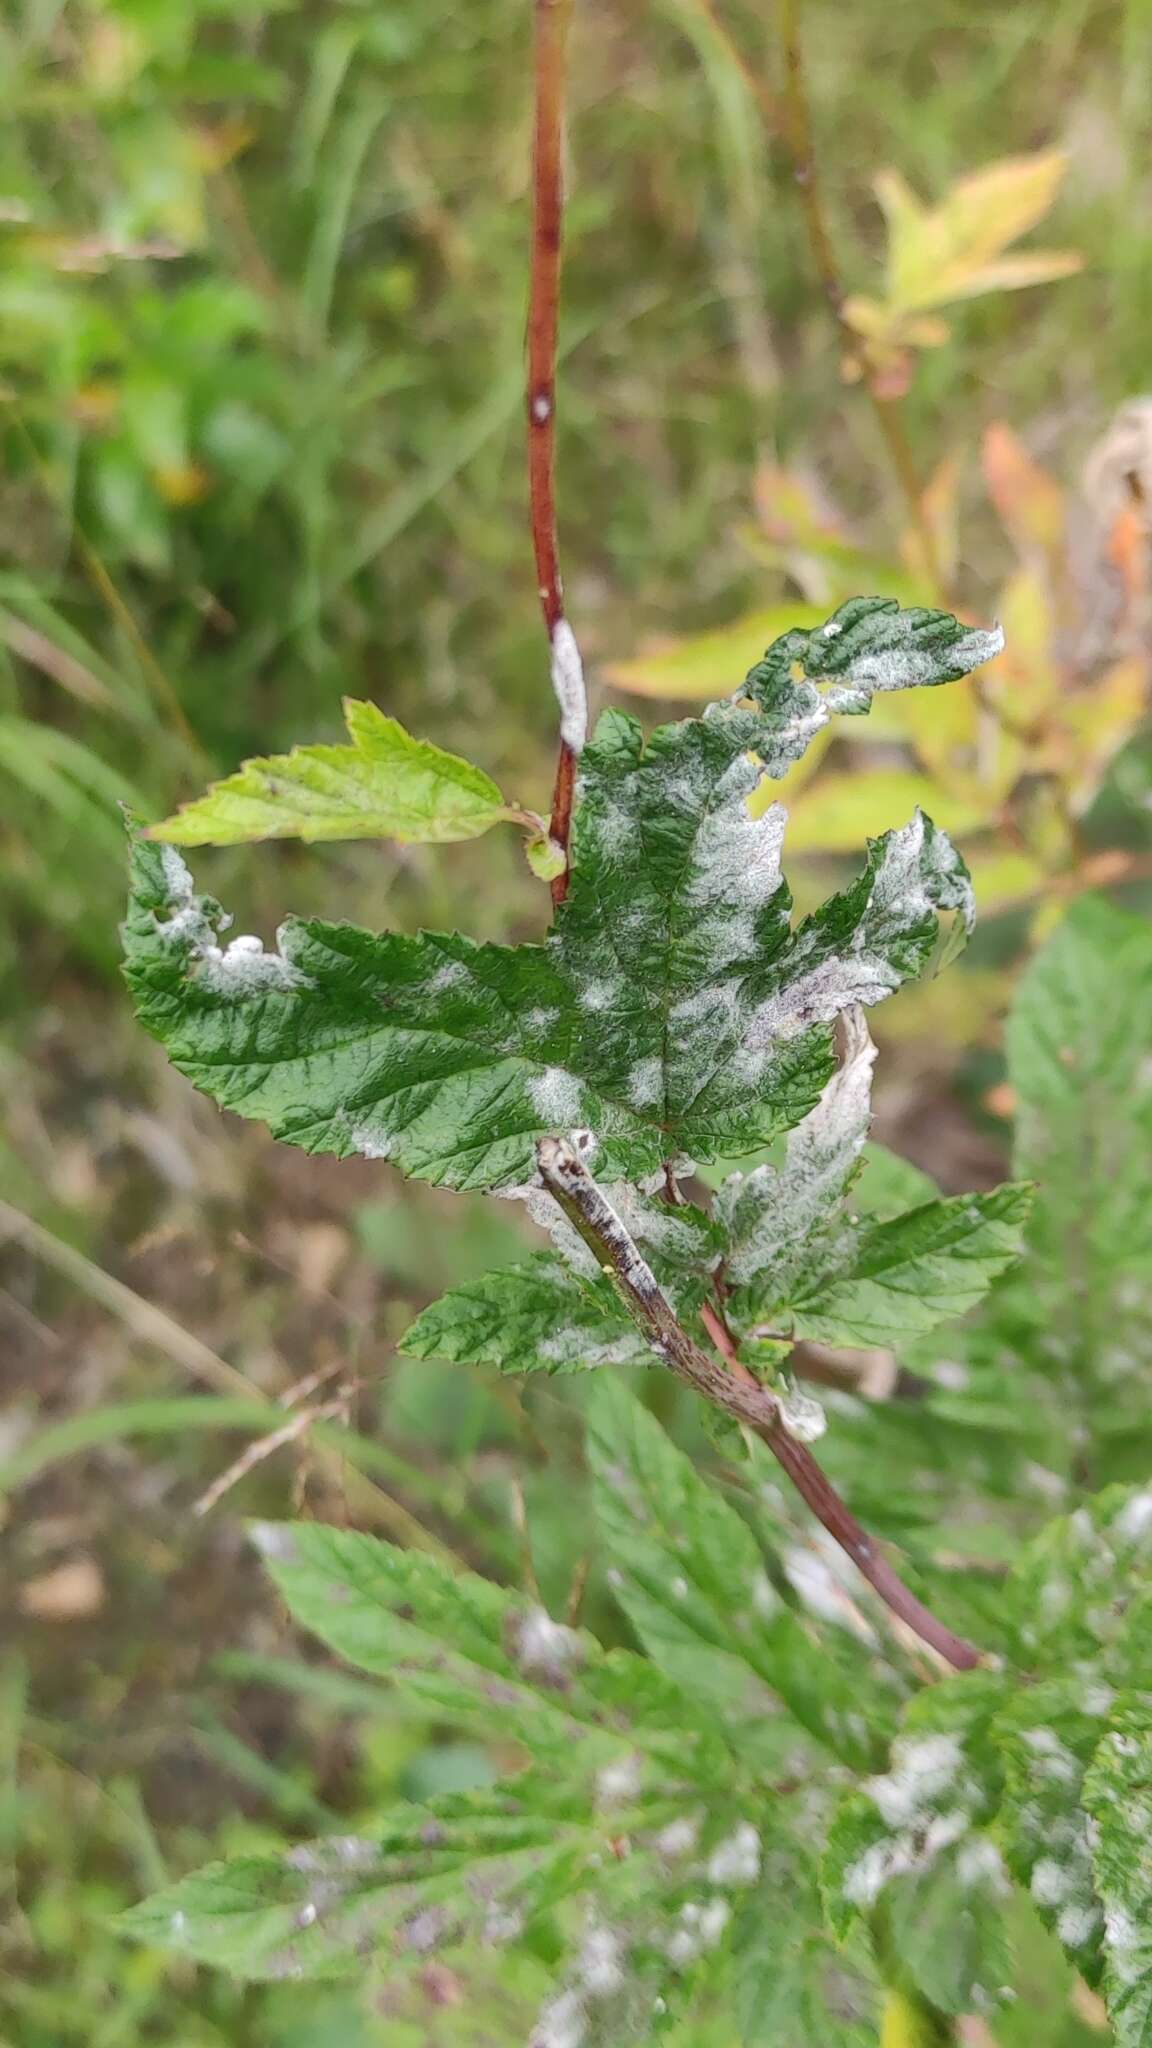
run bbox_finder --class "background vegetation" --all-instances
[2,0,1151,2039]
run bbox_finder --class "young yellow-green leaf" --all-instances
[150,699,517,847]
[874,152,1082,318]
[602,604,825,701]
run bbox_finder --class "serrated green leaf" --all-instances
[731,1856,878,2045]
[1006,899,1152,1431]
[119,1775,602,1981]
[738,595,1003,771]
[249,1521,720,1773]
[718,1005,876,1293]
[151,699,517,846]
[784,1183,1031,1347]
[1007,1483,1152,1672]
[125,705,975,1189]
[1084,1706,1152,2046]
[585,1377,897,1766]
[401,1189,721,1376]
[401,1252,652,1376]
[991,1675,1115,1986]
[822,1675,1013,2014]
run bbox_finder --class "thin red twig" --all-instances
[528,0,585,906]
[538,1138,981,1673]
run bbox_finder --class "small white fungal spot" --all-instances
[1031,1857,1077,1907]
[578,1926,624,1996]
[1056,1902,1102,1949]
[351,1122,395,1160]
[667,1897,730,1963]
[531,1987,587,2048]
[550,619,588,754]
[171,1909,187,1934]
[707,1823,761,1887]
[512,1605,585,1682]
[654,1815,700,1859]
[865,1734,964,1828]
[1113,1488,1152,1541]
[532,393,552,422]
[249,1522,299,1563]
[626,1056,663,1110]
[529,1065,585,1128]
[595,1753,643,1809]
[297,1901,318,1928]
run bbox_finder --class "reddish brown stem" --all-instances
[528,0,584,907]
[537,1138,981,1674]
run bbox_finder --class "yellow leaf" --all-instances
[873,150,1082,319]
[894,674,982,790]
[982,421,1066,558]
[601,605,825,701]
[979,567,1060,730]
[780,767,988,854]
[1054,657,1148,812]
[962,844,1048,915]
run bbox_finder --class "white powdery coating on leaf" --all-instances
[667,1897,731,1965]
[550,620,588,754]
[579,977,622,1012]
[351,1120,395,1160]
[1104,1902,1144,1984]
[654,1815,701,1859]
[249,1522,300,1563]
[595,1753,643,1810]
[194,928,312,994]
[626,1056,663,1110]
[153,850,312,994]
[843,1808,970,1909]
[1057,1902,1103,1950]
[1031,1856,1078,1907]
[866,1734,964,1828]
[837,621,1004,693]
[512,1605,586,1682]
[738,815,970,1064]
[538,1325,642,1369]
[707,1823,761,1887]
[528,1066,586,1129]
[1112,1488,1152,1541]
[578,1926,625,1997]
[955,1836,1007,1892]
[531,1988,587,2048]
[684,772,786,915]
[724,1005,875,1288]
[1021,1728,1080,1786]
